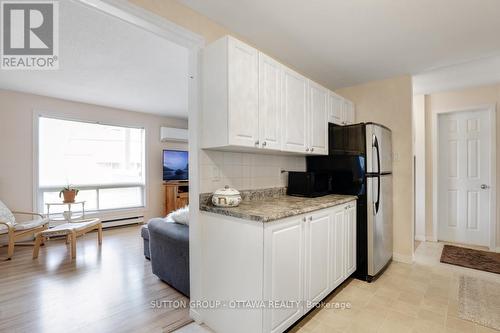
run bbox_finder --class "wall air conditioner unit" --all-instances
[160,127,188,143]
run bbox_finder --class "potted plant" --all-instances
[59,186,79,203]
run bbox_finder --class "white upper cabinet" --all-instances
[259,53,282,151]
[329,92,355,126]
[202,36,259,149]
[202,35,353,154]
[308,82,329,155]
[329,92,343,125]
[227,38,260,147]
[343,100,355,125]
[281,67,309,153]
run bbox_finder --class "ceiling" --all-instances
[179,0,500,90]
[0,0,189,118]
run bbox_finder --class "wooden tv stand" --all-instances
[164,181,189,215]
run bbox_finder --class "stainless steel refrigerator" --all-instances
[307,122,393,281]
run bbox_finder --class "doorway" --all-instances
[436,107,496,247]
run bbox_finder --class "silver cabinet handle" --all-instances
[308,216,312,221]
[306,147,310,152]
[302,217,306,222]
[255,140,259,146]
[262,141,267,147]
[481,184,490,189]
[310,148,314,152]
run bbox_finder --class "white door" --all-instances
[438,109,492,247]
[259,53,282,151]
[281,68,308,153]
[304,212,330,309]
[329,93,343,125]
[264,217,304,333]
[345,202,357,276]
[227,37,259,147]
[309,82,329,155]
[330,206,345,289]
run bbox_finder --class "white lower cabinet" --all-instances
[263,217,304,333]
[263,201,357,333]
[304,211,331,309]
[200,200,357,333]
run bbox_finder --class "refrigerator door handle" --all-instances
[372,134,381,175]
[372,134,381,214]
[374,175,380,214]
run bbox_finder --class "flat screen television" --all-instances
[163,150,189,181]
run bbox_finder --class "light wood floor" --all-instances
[0,225,191,333]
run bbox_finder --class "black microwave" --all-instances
[287,172,329,197]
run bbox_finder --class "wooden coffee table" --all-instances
[33,218,102,259]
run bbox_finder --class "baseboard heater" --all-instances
[101,216,144,228]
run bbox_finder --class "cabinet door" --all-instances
[281,68,308,153]
[304,212,330,309]
[342,100,355,125]
[329,93,343,125]
[309,82,329,155]
[259,53,282,151]
[345,202,357,276]
[330,206,345,289]
[264,217,304,333]
[228,37,260,147]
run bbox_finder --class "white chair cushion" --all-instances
[166,206,189,225]
[0,200,16,233]
[13,218,48,231]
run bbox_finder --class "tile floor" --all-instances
[176,241,499,333]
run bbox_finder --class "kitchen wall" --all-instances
[336,75,414,262]
[199,150,305,193]
[0,89,187,221]
[423,83,500,247]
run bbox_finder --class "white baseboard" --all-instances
[414,234,426,241]
[393,252,414,264]
[190,308,203,324]
[495,247,500,253]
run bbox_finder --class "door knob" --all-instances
[480,184,490,190]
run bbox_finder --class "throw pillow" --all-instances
[0,200,16,231]
[167,206,189,225]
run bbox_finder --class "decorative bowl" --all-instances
[212,185,242,207]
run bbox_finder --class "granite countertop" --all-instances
[199,188,357,223]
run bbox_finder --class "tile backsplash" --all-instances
[199,150,306,193]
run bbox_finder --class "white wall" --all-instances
[0,89,188,221]
[337,75,414,263]
[413,94,426,241]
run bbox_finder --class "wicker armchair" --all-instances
[1,202,49,260]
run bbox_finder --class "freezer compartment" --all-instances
[366,124,393,174]
[366,174,393,276]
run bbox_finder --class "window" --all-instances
[38,116,146,213]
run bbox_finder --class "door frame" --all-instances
[432,104,496,250]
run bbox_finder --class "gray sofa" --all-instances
[141,218,190,297]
